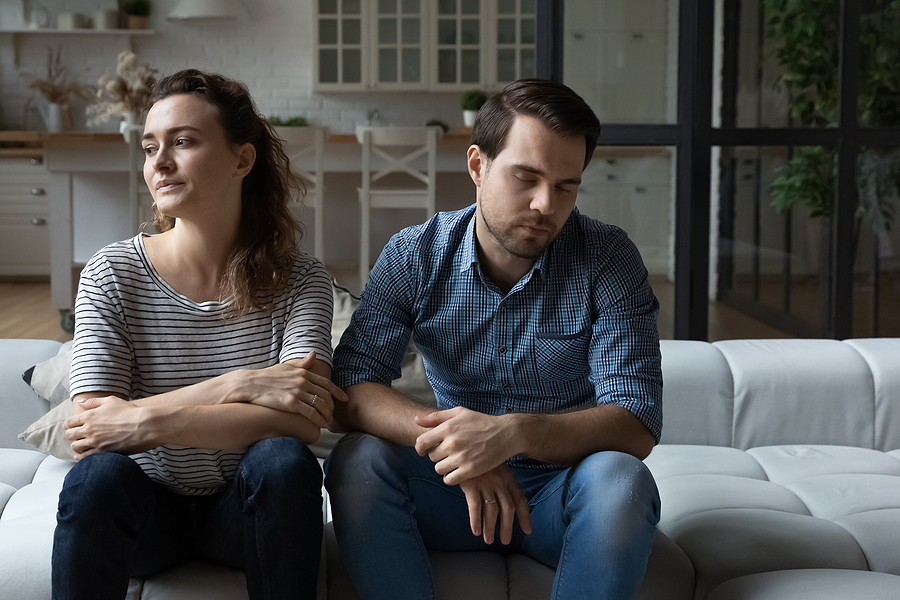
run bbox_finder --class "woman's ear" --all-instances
[235,142,256,179]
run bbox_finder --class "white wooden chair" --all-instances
[123,123,153,235]
[279,126,328,261]
[356,125,443,286]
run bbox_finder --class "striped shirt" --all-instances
[334,205,662,469]
[70,234,334,495]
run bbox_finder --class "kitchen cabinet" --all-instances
[564,0,673,123]
[315,0,535,91]
[0,154,51,277]
[576,150,674,276]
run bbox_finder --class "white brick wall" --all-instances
[1,0,467,133]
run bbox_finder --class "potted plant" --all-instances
[23,47,94,132]
[268,115,311,145]
[122,0,152,29]
[461,90,488,127]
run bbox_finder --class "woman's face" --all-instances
[142,94,253,222]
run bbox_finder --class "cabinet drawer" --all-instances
[0,216,51,276]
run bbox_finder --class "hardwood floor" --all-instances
[1,275,792,344]
[0,281,74,342]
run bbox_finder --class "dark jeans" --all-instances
[52,437,323,600]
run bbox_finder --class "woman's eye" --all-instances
[142,146,156,155]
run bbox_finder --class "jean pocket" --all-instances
[533,328,591,381]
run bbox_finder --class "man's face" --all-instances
[469,115,585,262]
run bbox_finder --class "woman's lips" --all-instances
[156,180,184,193]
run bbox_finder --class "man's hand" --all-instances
[65,396,156,460]
[458,464,532,545]
[227,352,348,428]
[414,406,518,486]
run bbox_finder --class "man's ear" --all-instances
[235,142,257,179]
[467,144,487,188]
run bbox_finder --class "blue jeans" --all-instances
[52,437,323,600]
[324,433,660,600]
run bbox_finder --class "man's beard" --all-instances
[481,201,558,260]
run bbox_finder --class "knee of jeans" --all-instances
[241,437,323,495]
[59,453,147,511]
[324,433,402,499]
[569,452,660,512]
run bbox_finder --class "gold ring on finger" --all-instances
[310,394,318,407]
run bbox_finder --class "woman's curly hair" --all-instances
[146,69,305,317]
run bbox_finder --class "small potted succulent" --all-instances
[461,90,488,127]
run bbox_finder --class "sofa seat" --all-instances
[706,569,900,600]
[645,444,900,599]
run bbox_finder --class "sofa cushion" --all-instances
[0,339,61,451]
[834,509,900,576]
[0,449,47,490]
[707,569,900,600]
[659,341,733,446]
[787,473,900,520]
[747,445,900,485]
[666,508,870,600]
[714,340,876,449]
[17,401,75,462]
[657,474,810,529]
[645,445,767,481]
[22,347,73,407]
[844,338,900,451]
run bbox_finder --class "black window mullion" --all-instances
[536,0,564,82]
[832,0,862,339]
[674,0,715,340]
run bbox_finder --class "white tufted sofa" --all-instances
[2,334,900,599]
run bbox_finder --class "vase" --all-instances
[41,103,69,132]
[463,110,478,127]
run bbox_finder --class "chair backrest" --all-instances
[279,126,328,190]
[278,126,328,260]
[356,126,443,188]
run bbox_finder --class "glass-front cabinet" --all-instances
[315,0,536,91]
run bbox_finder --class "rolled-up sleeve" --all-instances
[590,231,663,443]
[333,234,417,389]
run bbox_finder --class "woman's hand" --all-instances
[65,395,157,460]
[226,352,348,429]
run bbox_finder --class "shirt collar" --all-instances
[460,207,552,284]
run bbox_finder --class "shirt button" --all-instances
[499,300,507,308]
[502,382,511,391]
[499,345,507,354]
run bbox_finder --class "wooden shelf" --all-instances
[0,29,155,66]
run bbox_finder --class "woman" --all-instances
[52,69,347,600]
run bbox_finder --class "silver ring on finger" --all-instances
[310,394,318,407]
[483,498,497,504]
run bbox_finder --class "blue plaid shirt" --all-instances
[334,204,662,468]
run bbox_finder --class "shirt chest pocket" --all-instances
[532,328,592,382]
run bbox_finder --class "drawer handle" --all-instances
[30,158,43,166]
[634,186,646,193]
[31,188,46,196]
[606,174,617,181]
[32,218,47,226]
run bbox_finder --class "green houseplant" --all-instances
[461,90,487,127]
[765,0,900,240]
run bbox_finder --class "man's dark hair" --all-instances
[470,78,601,171]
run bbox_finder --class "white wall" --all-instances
[0,0,470,133]
[1,0,479,279]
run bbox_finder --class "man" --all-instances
[326,78,662,600]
